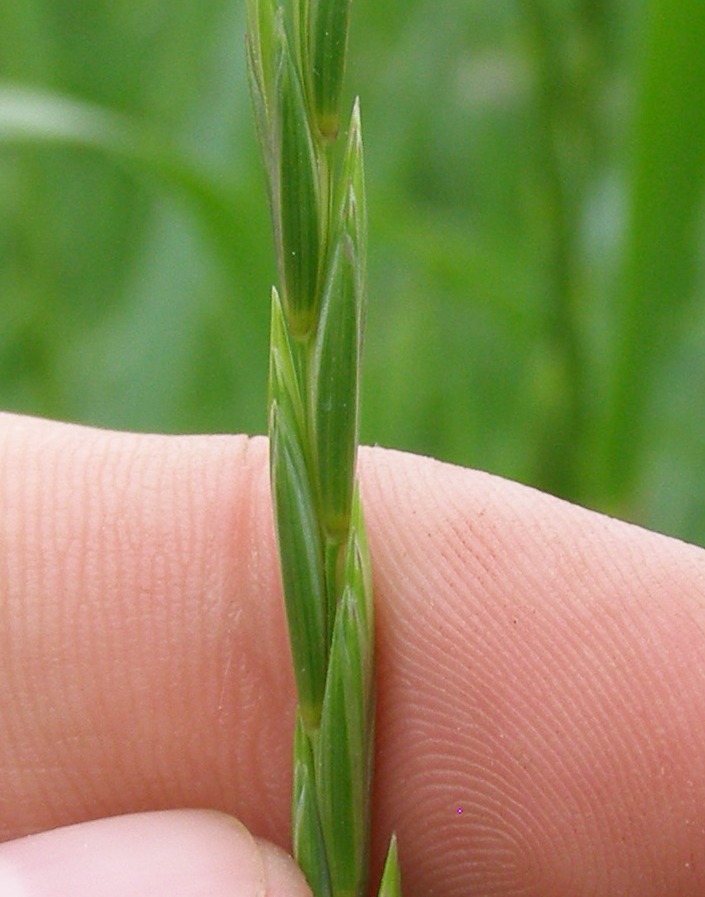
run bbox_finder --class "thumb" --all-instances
[0,810,311,897]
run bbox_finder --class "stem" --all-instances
[520,0,590,502]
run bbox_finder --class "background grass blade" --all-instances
[600,0,705,514]
[0,86,240,260]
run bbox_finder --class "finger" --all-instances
[0,809,311,897]
[0,413,293,846]
[2,414,705,897]
[364,445,705,896]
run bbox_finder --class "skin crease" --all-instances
[1,413,705,895]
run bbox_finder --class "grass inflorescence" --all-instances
[246,1,400,895]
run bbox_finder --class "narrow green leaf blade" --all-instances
[602,0,705,508]
[0,88,237,246]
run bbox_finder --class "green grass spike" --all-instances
[245,1,403,895]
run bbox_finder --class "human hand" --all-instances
[0,413,704,896]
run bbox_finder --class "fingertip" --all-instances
[255,838,313,896]
[0,416,293,843]
[0,810,310,897]
[362,447,705,894]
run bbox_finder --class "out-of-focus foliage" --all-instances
[1,0,704,543]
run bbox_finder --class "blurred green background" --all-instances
[1,0,705,542]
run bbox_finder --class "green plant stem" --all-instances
[520,1,591,503]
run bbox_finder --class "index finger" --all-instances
[1,412,705,896]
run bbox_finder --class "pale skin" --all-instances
[1,413,705,896]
